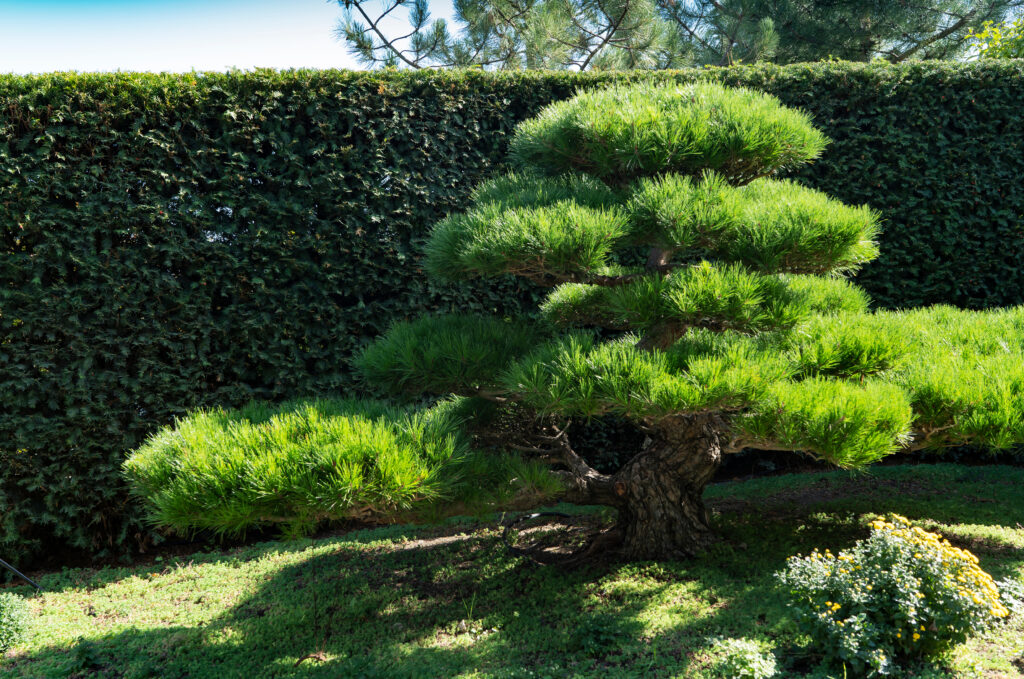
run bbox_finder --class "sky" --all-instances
[0,0,454,74]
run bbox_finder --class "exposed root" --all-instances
[502,513,626,568]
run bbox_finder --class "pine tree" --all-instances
[337,0,686,70]
[661,0,1023,64]
[335,0,1023,69]
[359,82,1024,560]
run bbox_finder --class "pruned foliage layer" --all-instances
[508,82,827,185]
[123,398,558,537]
[365,306,1024,468]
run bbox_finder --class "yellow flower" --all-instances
[913,633,921,641]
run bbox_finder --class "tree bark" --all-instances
[609,413,723,559]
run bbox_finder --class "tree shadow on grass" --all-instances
[7,465,1024,679]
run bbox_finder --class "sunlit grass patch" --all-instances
[2,464,1022,678]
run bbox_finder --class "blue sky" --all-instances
[0,0,454,74]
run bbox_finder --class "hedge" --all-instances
[1,61,1023,570]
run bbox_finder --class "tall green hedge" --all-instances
[2,62,1023,569]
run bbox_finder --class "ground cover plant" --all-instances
[0,594,29,655]
[3,465,1024,678]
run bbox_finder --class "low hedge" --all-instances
[1,61,1022,569]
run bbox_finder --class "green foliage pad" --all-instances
[123,398,558,538]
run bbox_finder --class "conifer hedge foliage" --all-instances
[2,61,1023,568]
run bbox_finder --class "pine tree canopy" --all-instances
[337,0,1024,69]
[506,83,828,185]
[361,81,1024,475]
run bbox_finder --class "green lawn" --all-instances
[2,464,1023,678]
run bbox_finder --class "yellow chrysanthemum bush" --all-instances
[776,515,1012,676]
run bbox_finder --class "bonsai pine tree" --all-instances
[360,82,1024,560]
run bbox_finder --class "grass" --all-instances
[2,463,1023,678]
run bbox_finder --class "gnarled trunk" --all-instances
[610,414,723,559]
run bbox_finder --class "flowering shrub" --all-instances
[707,637,777,679]
[777,514,1010,676]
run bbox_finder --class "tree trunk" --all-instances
[611,414,723,559]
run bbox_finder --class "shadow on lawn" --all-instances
[9,466,1024,679]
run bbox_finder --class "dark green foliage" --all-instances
[2,62,1024,568]
[665,0,1022,65]
[0,70,553,569]
[356,314,549,396]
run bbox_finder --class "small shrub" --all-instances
[0,592,30,653]
[996,577,1024,616]
[571,613,628,654]
[708,637,777,679]
[777,514,1010,676]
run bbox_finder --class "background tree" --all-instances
[335,0,1023,68]
[359,82,1024,560]
[970,16,1024,57]
[663,0,1024,64]
[337,0,687,70]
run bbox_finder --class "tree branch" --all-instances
[579,0,634,70]
[547,423,622,505]
[886,8,978,62]
[346,0,432,69]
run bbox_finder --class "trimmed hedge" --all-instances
[2,62,1023,569]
